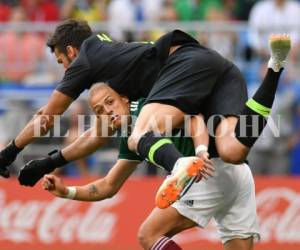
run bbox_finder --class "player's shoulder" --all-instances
[81,34,98,46]
[82,33,115,49]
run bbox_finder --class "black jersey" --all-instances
[56,35,159,100]
[55,30,199,101]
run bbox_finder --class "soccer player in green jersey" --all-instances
[42,83,259,250]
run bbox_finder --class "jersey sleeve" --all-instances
[118,137,142,162]
[56,50,92,100]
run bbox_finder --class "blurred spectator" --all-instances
[160,0,177,21]
[143,0,163,22]
[0,0,12,22]
[0,6,45,83]
[107,0,162,41]
[290,82,300,175]
[21,0,59,22]
[203,6,236,59]
[141,0,176,47]
[60,0,107,22]
[107,0,138,41]
[56,101,94,177]
[249,0,300,61]
[174,0,223,21]
[0,99,34,175]
[195,2,236,59]
[233,0,258,20]
[22,46,65,85]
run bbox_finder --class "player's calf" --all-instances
[234,34,291,149]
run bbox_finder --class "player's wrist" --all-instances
[11,139,24,152]
[195,144,208,155]
[65,186,77,199]
[48,150,69,168]
[5,140,23,156]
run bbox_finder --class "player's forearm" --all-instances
[15,91,73,148]
[61,127,109,161]
[15,112,54,148]
[48,179,113,201]
[190,115,209,148]
[71,179,116,202]
[62,160,138,201]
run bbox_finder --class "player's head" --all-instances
[47,19,92,69]
[88,82,131,129]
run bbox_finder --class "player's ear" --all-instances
[121,96,129,103]
[66,45,78,59]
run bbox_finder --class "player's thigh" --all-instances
[215,116,249,163]
[128,103,184,151]
[224,237,254,250]
[134,103,185,134]
[144,45,224,115]
[138,207,197,243]
[204,64,248,163]
[215,163,260,246]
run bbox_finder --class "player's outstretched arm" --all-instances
[61,116,112,161]
[18,117,111,187]
[15,90,73,148]
[43,160,138,201]
[0,90,73,178]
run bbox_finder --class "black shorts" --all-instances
[145,44,248,117]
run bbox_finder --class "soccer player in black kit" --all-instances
[0,19,290,207]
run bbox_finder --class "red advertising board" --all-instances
[0,177,300,250]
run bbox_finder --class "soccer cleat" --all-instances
[268,34,291,72]
[155,157,204,209]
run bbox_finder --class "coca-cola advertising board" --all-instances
[0,177,300,250]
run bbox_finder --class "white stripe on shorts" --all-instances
[151,236,169,250]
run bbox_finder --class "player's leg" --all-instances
[224,238,254,250]
[215,34,291,164]
[214,116,249,164]
[214,161,260,250]
[128,103,204,208]
[140,157,232,249]
[128,43,224,163]
[137,206,197,250]
[129,45,224,208]
[128,102,186,172]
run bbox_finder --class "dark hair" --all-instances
[47,19,92,54]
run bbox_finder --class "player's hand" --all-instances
[0,140,23,178]
[18,157,56,187]
[18,150,68,187]
[42,174,68,198]
[196,151,214,182]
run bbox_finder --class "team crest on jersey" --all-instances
[130,101,139,112]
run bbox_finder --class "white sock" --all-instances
[267,57,285,72]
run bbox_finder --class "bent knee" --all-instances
[218,147,246,164]
[137,224,154,250]
[128,134,140,152]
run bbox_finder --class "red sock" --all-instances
[151,236,182,250]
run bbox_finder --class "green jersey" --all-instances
[118,99,195,162]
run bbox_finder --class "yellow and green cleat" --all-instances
[268,34,291,72]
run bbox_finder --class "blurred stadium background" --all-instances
[0,0,300,249]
